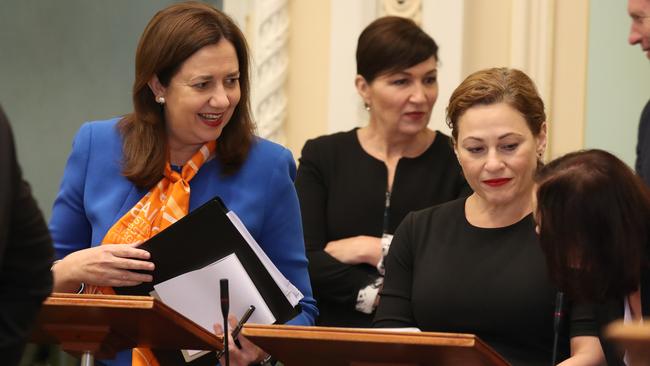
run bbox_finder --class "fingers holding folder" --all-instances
[52,243,154,292]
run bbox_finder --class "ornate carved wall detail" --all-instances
[379,0,422,25]
[510,0,555,110]
[248,0,289,144]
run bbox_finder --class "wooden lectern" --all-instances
[605,320,650,366]
[31,293,221,364]
[242,324,510,366]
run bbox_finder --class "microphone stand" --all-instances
[551,291,564,366]
[220,278,230,366]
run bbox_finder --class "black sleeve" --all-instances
[0,106,54,364]
[373,212,416,327]
[568,301,599,338]
[636,100,650,183]
[570,300,626,366]
[295,139,378,307]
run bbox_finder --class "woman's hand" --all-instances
[214,314,268,366]
[52,244,154,292]
[556,336,605,366]
[324,236,382,266]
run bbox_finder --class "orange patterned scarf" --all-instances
[87,141,216,366]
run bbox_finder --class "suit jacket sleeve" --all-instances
[295,139,380,308]
[0,106,53,363]
[260,147,318,325]
[49,123,93,258]
[636,100,650,184]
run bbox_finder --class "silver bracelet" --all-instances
[52,260,85,293]
[258,355,274,366]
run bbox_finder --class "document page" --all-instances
[226,211,304,306]
[154,252,276,332]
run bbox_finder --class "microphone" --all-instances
[220,278,230,366]
[551,291,564,366]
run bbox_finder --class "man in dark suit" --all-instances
[630,0,650,184]
[0,105,53,364]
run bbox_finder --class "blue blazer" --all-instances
[50,118,317,365]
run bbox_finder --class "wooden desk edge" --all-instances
[605,319,650,342]
[42,293,221,348]
[242,324,480,346]
[46,293,157,308]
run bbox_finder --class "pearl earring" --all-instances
[364,103,371,111]
[156,96,165,104]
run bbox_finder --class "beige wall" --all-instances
[463,0,512,75]
[549,0,589,158]
[286,0,330,159]
[459,0,589,158]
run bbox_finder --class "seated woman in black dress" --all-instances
[374,67,604,366]
[534,149,650,366]
[294,16,469,327]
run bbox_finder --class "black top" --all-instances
[373,198,595,366]
[295,129,469,327]
[0,105,53,365]
[636,99,650,185]
[578,265,650,366]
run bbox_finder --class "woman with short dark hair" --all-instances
[535,149,650,365]
[295,16,468,328]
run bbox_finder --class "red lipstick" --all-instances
[483,178,512,187]
[198,113,224,128]
[201,118,223,128]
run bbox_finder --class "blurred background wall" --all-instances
[3,0,649,223]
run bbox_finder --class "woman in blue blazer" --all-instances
[49,3,316,366]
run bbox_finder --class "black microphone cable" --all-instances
[551,291,564,366]
[220,278,230,366]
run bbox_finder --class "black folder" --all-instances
[114,197,301,365]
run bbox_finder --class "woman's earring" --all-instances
[156,96,165,104]
[364,103,371,111]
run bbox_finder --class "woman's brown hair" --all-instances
[118,1,254,188]
[535,149,650,301]
[446,67,545,142]
[356,16,438,83]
